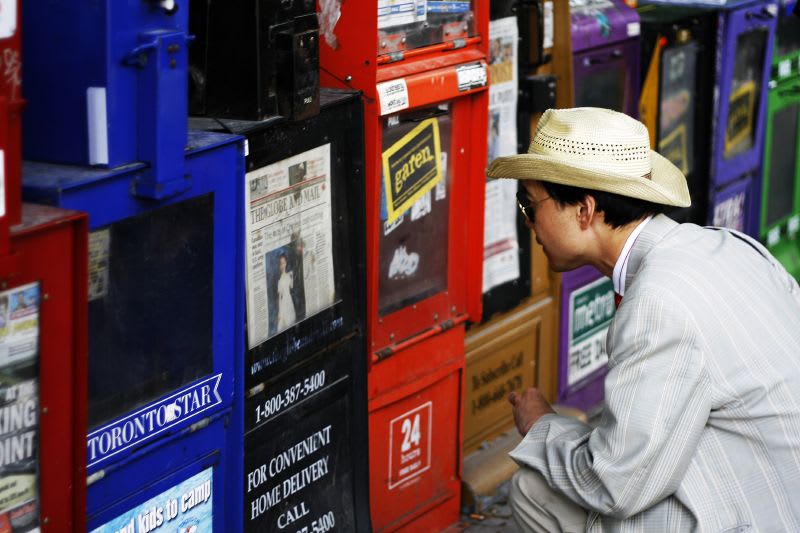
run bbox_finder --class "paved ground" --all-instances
[447,406,604,533]
[457,485,520,533]
[441,482,520,533]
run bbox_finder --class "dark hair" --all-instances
[541,181,667,229]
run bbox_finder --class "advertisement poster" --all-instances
[568,277,614,386]
[245,145,337,350]
[0,282,40,533]
[483,16,520,293]
[725,80,756,157]
[382,118,443,223]
[658,42,697,176]
[91,467,213,532]
[378,110,451,314]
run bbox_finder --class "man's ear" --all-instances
[577,194,597,229]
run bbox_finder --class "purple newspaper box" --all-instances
[710,1,778,188]
[571,0,642,117]
[711,171,761,237]
[558,0,640,412]
[558,265,615,413]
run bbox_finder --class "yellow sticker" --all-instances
[382,118,443,223]
[725,80,756,156]
[639,38,663,149]
[658,123,689,175]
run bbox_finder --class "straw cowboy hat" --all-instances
[486,107,691,207]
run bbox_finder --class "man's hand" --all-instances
[509,387,555,437]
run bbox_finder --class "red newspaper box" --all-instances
[321,2,489,528]
[320,0,489,362]
[367,325,464,532]
[2,204,87,531]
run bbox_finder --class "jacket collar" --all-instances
[624,214,678,290]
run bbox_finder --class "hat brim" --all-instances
[486,150,691,208]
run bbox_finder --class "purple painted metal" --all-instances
[571,0,641,53]
[710,169,762,237]
[710,1,778,188]
[571,0,642,117]
[557,265,613,412]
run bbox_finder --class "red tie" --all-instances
[614,292,622,309]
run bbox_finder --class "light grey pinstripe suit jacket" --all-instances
[510,215,800,532]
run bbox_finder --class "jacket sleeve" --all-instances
[509,286,712,519]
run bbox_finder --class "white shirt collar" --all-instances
[612,216,653,297]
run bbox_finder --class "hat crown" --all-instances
[528,107,652,178]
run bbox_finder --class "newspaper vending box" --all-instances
[638,3,717,225]
[23,131,245,530]
[190,89,371,533]
[709,0,778,235]
[760,0,800,277]
[0,205,88,532]
[571,0,641,118]
[320,0,489,527]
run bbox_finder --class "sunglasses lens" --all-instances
[517,192,533,223]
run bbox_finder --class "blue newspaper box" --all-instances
[22,0,190,199]
[86,414,227,531]
[22,130,245,524]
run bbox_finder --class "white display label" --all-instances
[87,87,109,166]
[435,152,448,201]
[568,277,615,386]
[410,191,432,221]
[627,22,640,37]
[779,59,791,79]
[456,63,488,92]
[388,402,432,489]
[712,192,746,233]
[377,79,410,116]
[378,0,427,29]
[789,215,800,236]
[768,226,781,247]
[0,0,17,39]
[543,1,554,49]
[88,229,111,301]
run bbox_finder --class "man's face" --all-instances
[521,180,586,272]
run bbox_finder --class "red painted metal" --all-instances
[367,326,465,532]
[0,0,24,230]
[8,204,87,531]
[319,0,489,359]
[319,2,489,527]
[323,61,489,360]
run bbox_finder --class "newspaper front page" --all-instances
[245,144,336,350]
[0,282,41,530]
[483,16,520,293]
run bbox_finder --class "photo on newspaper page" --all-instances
[245,144,337,350]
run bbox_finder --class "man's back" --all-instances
[602,214,800,531]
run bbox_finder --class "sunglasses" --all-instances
[516,191,551,223]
